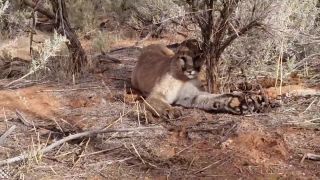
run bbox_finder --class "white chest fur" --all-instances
[151,74,184,104]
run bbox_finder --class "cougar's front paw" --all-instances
[143,97,182,120]
[163,107,183,120]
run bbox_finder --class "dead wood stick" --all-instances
[99,52,122,64]
[0,126,161,166]
[300,153,320,163]
[0,125,16,145]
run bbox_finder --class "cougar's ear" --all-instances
[182,39,202,54]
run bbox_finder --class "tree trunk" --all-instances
[205,53,220,93]
[50,0,87,73]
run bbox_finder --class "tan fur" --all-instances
[141,44,175,57]
[131,40,201,96]
[131,40,267,118]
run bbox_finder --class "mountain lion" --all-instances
[131,39,267,118]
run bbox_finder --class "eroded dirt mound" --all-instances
[0,85,60,119]
[228,132,289,165]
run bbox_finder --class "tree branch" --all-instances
[213,0,241,51]
[218,20,261,55]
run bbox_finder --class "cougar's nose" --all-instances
[186,70,192,74]
[187,70,196,75]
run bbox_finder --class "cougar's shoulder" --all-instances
[131,44,173,95]
[141,44,175,57]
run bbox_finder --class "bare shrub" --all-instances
[184,0,320,92]
[221,0,320,89]
[112,0,185,38]
[0,0,29,39]
[186,0,271,92]
[67,0,99,31]
[5,31,68,87]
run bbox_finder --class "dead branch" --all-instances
[301,153,320,163]
[0,125,16,146]
[23,0,55,19]
[0,126,162,166]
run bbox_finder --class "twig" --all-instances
[0,125,16,145]
[0,126,161,166]
[300,153,320,163]
[194,159,223,174]
[140,96,160,117]
[188,157,196,171]
[87,157,133,167]
[36,86,104,93]
[15,110,32,127]
[79,145,123,158]
[109,46,142,53]
[175,144,195,156]
[2,107,8,129]
[131,143,145,164]
[299,97,317,115]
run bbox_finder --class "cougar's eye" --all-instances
[179,56,187,71]
[180,56,187,63]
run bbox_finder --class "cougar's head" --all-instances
[173,39,204,79]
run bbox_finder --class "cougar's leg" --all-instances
[175,91,268,115]
[144,94,182,119]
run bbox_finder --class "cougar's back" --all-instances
[131,44,173,96]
